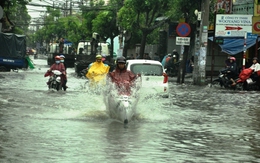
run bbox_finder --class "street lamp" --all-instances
[194,9,202,21]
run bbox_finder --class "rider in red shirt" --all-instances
[108,56,139,94]
[45,56,67,90]
[49,56,66,73]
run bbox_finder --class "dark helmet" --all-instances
[116,56,126,64]
[253,57,258,61]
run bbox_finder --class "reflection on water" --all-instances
[1,69,260,162]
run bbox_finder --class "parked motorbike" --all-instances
[45,70,63,91]
[165,61,180,77]
[236,69,260,91]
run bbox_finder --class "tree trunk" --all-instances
[123,40,130,57]
[176,45,189,83]
[110,36,114,58]
[181,46,189,83]
[139,31,148,59]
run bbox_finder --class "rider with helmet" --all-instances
[48,56,66,74]
[46,55,66,90]
[60,54,68,90]
[226,56,238,86]
[108,56,139,91]
[249,57,260,81]
[60,55,67,70]
[249,57,260,71]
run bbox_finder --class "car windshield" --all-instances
[130,64,163,76]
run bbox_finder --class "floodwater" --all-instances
[0,57,260,163]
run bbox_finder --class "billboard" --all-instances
[252,16,260,35]
[215,14,253,37]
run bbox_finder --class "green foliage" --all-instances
[167,0,199,23]
[92,10,119,41]
[117,0,171,56]
[2,0,30,34]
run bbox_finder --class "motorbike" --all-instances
[236,68,260,91]
[212,68,241,90]
[104,78,141,124]
[44,70,63,91]
[165,61,180,77]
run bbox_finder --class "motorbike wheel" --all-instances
[235,82,244,91]
[56,82,61,91]
[50,82,56,90]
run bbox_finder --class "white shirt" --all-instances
[250,63,260,72]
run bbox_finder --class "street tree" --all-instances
[91,0,124,58]
[117,0,170,58]
[0,0,30,34]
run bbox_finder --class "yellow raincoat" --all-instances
[86,62,110,87]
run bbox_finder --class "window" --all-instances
[130,64,163,76]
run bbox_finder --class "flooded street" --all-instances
[0,57,260,162]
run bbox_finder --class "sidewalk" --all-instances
[168,73,218,85]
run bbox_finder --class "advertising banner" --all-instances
[252,16,260,35]
[215,14,252,37]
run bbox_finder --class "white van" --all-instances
[76,41,109,56]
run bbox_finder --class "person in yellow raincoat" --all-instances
[86,55,110,88]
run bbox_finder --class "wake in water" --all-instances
[102,78,141,124]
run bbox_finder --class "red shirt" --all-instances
[109,68,136,84]
[50,63,65,74]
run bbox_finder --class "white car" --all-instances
[126,59,169,98]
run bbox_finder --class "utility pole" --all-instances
[70,0,72,16]
[193,0,209,85]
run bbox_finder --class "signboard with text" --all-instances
[176,37,190,45]
[247,32,258,39]
[252,16,260,35]
[215,14,252,37]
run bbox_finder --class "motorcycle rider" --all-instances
[249,57,260,81]
[225,54,232,68]
[60,55,67,70]
[226,56,238,86]
[86,54,110,86]
[60,55,68,90]
[46,56,66,90]
[48,55,66,74]
[108,56,140,93]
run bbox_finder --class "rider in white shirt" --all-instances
[250,57,260,72]
[249,57,260,81]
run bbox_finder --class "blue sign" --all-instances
[247,33,258,39]
[176,23,191,37]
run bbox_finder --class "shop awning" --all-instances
[209,37,260,55]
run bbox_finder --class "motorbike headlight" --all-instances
[56,77,61,82]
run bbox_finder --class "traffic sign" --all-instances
[176,37,190,45]
[215,38,224,44]
[176,23,191,37]
[247,32,258,39]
